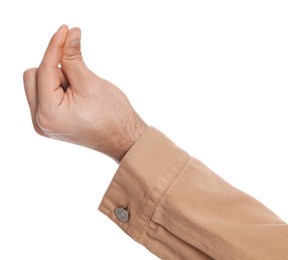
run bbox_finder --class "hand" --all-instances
[23,25,147,162]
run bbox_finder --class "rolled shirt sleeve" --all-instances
[99,127,288,259]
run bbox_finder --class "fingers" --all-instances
[41,25,69,68]
[23,68,46,136]
[23,68,70,136]
[37,25,69,105]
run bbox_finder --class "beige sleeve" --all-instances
[98,127,288,260]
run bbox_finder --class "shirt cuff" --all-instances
[98,126,190,241]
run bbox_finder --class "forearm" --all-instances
[99,127,288,259]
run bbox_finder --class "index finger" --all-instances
[37,25,69,103]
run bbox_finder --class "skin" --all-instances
[23,25,148,163]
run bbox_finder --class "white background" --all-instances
[0,1,288,259]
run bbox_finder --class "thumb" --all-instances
[61,28,90,85]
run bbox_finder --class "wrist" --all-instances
[112,116,148,163]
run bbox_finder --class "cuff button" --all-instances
[114,207,129,223]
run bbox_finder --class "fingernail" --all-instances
[69,28,81,47]
[70,39,81,48]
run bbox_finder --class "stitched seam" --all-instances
[136,156,191,241]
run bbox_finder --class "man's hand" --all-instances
[23,25,147,162]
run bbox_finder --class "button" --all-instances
[114,207,129,223]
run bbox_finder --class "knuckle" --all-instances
[62,50,83,63]
[23,68,37,82]
[36,110,53,131]
[33,123,44,136]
